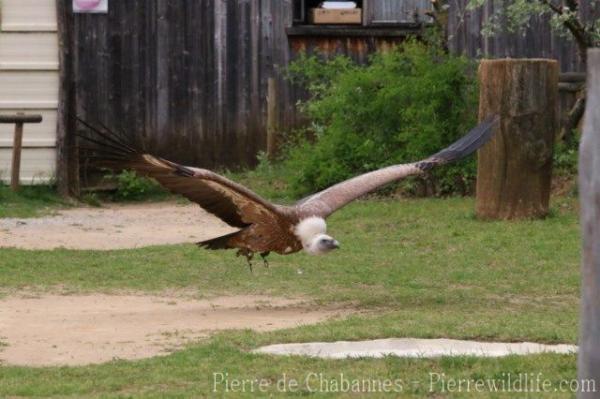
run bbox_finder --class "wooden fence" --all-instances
[57,0,593,193]
[447,0,598,72]
[60,0,293,177]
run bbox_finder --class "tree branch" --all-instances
[559,91,586,141]
[426,0,450,52]
[536,0,591,139]
[539,0,591,64]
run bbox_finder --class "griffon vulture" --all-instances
[77,116,498,269]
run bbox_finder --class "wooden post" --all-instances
[267,77,278,160]
[578,49,600,399]
[11,118,24,191]
[56,0,80,197]
[475,59,558,220]
[0,113,43,191]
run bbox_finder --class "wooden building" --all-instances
[0,0,591,194]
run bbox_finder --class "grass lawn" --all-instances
[0,196,582,397]
[0,184,70,218]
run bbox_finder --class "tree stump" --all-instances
[475,59,558,220]
[578,49,600,399]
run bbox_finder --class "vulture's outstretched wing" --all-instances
[76,118,283,228]
[296,116,499,218]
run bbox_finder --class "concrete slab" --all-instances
[254,338,577,359]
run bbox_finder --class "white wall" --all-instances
[0,0,58,184]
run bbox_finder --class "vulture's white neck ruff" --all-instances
[295,217,336,255]
[295,216,327,242]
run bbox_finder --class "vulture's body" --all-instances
[78,116,498,265]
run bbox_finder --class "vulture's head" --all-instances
[295,217,340,255]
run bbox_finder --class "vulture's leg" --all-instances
[260,252,270,268]
[236,249,255,273]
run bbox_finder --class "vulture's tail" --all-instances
[197,231,241,250]
[416,115,499,171]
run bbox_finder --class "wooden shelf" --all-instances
[286,24,424,37]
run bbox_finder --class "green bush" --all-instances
[283,40,479,197]
[111,170,168,201]
[553,132,579,176]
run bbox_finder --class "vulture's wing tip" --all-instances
[416,115,499,171]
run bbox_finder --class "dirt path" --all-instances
[0,203,236,250]
[0,205,350,367]
[0,294,347,366]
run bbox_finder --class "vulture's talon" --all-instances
[237,249,255,273]
[260,252,270,268]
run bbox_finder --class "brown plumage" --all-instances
[77,116,498,267]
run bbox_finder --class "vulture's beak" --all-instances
[332,240,340,249]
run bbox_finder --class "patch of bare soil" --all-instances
[0,203,236,250]
[0,294,347,366]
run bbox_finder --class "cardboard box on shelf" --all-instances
[309,8,362,25]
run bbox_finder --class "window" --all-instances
[367,0,432,25]
[292,0,305,24]
[292,0,431,26]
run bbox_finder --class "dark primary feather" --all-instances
[75,117,136,154]
[416,115,499,171]
[76,117,284,229]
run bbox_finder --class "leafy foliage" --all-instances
[467,0,600,48]
[111,170,168,201]
[283,40,479,197]
[554,131,580,176]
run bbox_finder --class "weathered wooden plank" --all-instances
[0,114,42,123]
[267,77,278,159]
[155,0,169,144]
[213,0,227,165]
[286,25,423,36]
[56,0,78,196]
[560,72,587,83]
[578,48,600,399]
[10,118,24,190]
[368,0,431,24]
